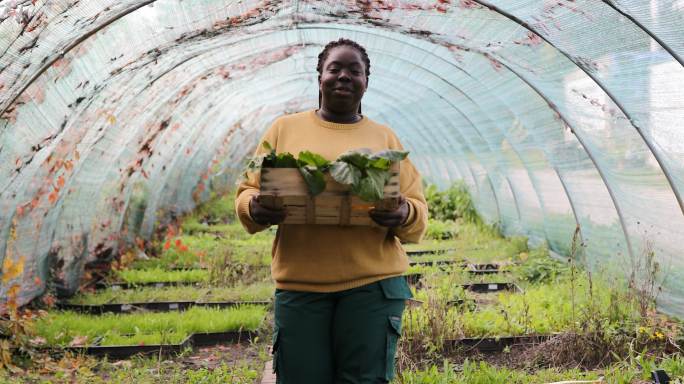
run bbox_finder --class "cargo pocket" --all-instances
[379,276,413,300]
[385,315,402,381]
[272,327,280,375]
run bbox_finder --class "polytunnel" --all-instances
[0,0,683,316]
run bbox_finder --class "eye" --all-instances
[351,70,362,75]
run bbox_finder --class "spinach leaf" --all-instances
[330,162,362,185]
[297,151,331,169]
[298,165,327,196]
[332,149,408,202]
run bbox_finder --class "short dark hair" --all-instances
[316,38,371,113]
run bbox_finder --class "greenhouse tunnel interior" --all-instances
[0,0,683,317]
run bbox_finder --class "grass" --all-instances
[0,345,268,383]
[395,354,684,383]
[425,219,458,240]
[8,183,684,383]
[34,306,267,347]
[403,221,528,265]
[133,229,273,270]
[396,360,602,384]
[404,265,642,339]
[113,268,210,284]
[68,281,275,305]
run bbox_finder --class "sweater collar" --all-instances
[309,109,368,130]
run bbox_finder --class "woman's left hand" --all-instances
[369,196,410,228]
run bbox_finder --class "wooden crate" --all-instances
[258,162,400,226]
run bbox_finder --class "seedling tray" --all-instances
[57,300,271,314]
[407,260,507,275]
[64,335,193,359]
[444,334,552,353]
[406,248,456,256]
[408,259,459,267]
[63,330,259,359]
[467,263,510,275]
[462,282,522,293]
[95,281,204,290]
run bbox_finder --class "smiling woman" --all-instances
[316,39,370,123]
[235,38,429,383]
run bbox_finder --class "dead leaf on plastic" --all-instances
[2,256,25,283]
[69,335,89,347]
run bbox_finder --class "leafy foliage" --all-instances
[425,219,458,240]
[424,182,481,225]
[246,142,407,201]
[517,246,569,284]
[331,148,408,202]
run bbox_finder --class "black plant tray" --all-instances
[63,330,258,359]
[406,248,456,256]
[192,330,255,346]
[409,259,459,268]
[166,265,270,271]
[445,334,552,353]
[95,281,205,290]
[57,300,270,314]
[66,335,193,359]
[404,274,423,286]
[407,261,507,275]
[467,263,510,275]
[462,283,521,293]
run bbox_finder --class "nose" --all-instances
[337,69,351,81]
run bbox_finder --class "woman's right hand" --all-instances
[249,195,287,226]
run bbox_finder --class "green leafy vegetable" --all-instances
[332,149,408,202]
[299,165,327,196]
[297,151,330,169]
[246,143,408,201]
[330,162,361,185]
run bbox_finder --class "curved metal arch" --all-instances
[608,1,682,68]
[371,93,490,200]
[369,90,504,223]
[363,74,514,225]
[492,55,636,262]
[294,26,581,240]
[106,31,509,227]
[299,22,633,260]
[370,63,572,241]
[371,104,485,208]
[96,25,573,238]
[7,16,583,227]
[112,78,315,237]
[0,0,158,115]
[472,0,684,217]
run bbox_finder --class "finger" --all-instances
[369,210,401,220]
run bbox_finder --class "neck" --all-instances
[316,107,361,124]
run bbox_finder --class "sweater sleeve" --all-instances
[393,157,428,243]
[388,134,428,243]
[234,121,280,234]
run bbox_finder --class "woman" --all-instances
[235,38,428,383]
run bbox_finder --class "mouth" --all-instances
[333,88,353,94]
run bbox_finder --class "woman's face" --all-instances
[319,45,368,114]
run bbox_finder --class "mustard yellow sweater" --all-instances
[235,110,428,292]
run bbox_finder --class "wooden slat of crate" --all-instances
[259,163,400,226]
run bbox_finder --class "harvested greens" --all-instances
[247,142,408,202]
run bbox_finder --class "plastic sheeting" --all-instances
[0,0,682,316]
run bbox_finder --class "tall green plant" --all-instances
[424,182,482,226]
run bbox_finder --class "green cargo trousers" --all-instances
[272,275,413,384]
